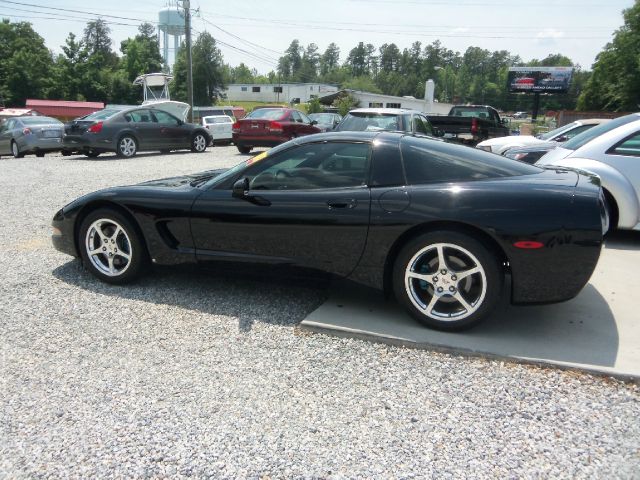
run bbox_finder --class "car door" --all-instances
[124,109,159,149]
[602,131,640,197]
[190,141,372,277]
[0,119,15,154]
[152,109,190,148]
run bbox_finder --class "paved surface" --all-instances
[302,231,640,380]
[1,149,639,478]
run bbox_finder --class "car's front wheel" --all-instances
[191,132,208,153]
[237,144,252,154]
[392,231,503,331]
[78,208,147,284]
[117,135,137,158]
[11,141,24,158]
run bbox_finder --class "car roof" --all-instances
[348,108,424,115]
[571,116,640,155]
[291,130,444,146]
[575,118,611,126]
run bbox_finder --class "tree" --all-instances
[333,93,359,116]
[578,1,640,111]
[0,20,54,106]
[320,43,340,77]
[346,42,368,77]
[83,18,117,67]
[120,23,164,82]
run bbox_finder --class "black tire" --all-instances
[85,150,100,158]
[160,149,171,154]
[78,208,147,284]
[392,230,503,331]
[61,150,72,157]
[11,141,24,158]
[116,135,137,158]
[36,152,45,158]
[190,132,208,153]
[237,144,252,154]
[603,189,618,234]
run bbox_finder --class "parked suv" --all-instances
[232,107,321,154]
[335,108,437,137]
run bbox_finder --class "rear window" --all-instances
[562,114,640,151]
[20,116,62,125]
[246,108,287,120]
[401,136,541,185]
[205,116,232,124]
[449,107,490,118]
[336,113,403,132]
[84,109,121,121]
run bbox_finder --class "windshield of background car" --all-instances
[562,114,639,151]
[310,113,336,125]
[401,136,542,185]
[205,116,232,124]
[246,108,287,120]
[336,113,402,132]
[20,117,62,125]
[83,109,121,121]
[538,122,579,140]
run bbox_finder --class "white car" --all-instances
[536,113,640,231]
[476,118,609,155]
[202,115,234,145]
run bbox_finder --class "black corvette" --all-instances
[52,131,608,330]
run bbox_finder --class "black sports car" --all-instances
[52,131,608,330]
[62,106,211,158]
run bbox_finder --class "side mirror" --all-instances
[310,120,318,125]
[232,177,249,198]
[177,119,184,126]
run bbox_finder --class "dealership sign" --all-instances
[507,66,573,93]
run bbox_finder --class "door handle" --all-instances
[327,199,357,209]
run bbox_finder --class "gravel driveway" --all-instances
[1,148,639,478]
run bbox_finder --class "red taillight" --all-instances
[471,117,478,135]
[23,127,32,135]
[87,121,103,134]
[268,121,283,132]
[232,122,240,133]
[513,241,544,249]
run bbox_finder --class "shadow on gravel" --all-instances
[604,229,640,251]
[61,151,193,162]
[52,260,329,332]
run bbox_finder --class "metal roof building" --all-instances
[25,99,104,120]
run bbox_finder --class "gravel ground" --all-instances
[1,148,639,479]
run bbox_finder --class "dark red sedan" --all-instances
[232,107,321,153]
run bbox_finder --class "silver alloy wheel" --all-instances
[119,137,136,157]
[193,134,207,152]
[11,142,19,157]
[84,218,133,277]
[404,242,487,321]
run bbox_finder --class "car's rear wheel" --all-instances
[85,150,100,158]
[117,135,137,158]
[191,133,208,153]
[11,141,24,158]
[78,208,147,284]
[392,231,503,331]
[36,152,45,158]
[237,144,252,154]
[61,150,72,156]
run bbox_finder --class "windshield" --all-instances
[562,114,639,151]
[20,116,62,125]
[336,113,402,132]
[246,108,287,120]
[309,113,336,124]
[538,122,579,141]
[83,109,121,121]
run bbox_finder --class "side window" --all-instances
[414,115,433,136]
[153,110,179,125]
[299,111,312,124]
[610,132,640,157]
[126,110,152,123]
[291,111,303,123]
[245,142,370,190]
[564,125,593,139]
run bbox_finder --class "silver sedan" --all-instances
[536,113,640,231]
[0,116,64,158]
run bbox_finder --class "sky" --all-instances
[0,0,635,73]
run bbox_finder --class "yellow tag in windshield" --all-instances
[247,151,268,165]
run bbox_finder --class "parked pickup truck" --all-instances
[427,105,510,145]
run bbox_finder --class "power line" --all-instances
[0,0,152,23]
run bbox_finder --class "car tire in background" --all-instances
[237,144,252,154]
[78,208,147,284]
[36,152,45,158]
[116,135,137,158]
[190,132,208,153]
[11,141,24,159]
[392,230,503,331]
[85,150,100,158]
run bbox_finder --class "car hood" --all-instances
[136,169,228,188]
[535,146,573,165]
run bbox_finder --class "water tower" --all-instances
[158,2,185,68]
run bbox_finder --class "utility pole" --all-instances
[183,0,194,122]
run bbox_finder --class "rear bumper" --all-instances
[62,135,113,152]
[21,136,63,152]
[233,133,287,147]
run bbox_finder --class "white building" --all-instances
[224,83,339,104]
[318,88,453,115]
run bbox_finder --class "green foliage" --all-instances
[307,97,322,114]
[578,1,640,111]
[333,94,359,116]
[342,76,382,94]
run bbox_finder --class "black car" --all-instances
[62,106,211,158]
[52,132,607,331]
